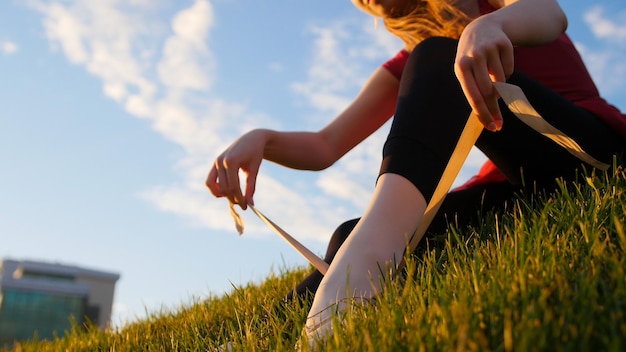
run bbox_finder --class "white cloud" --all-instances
[578,6,626,97]
[157,0,214,91]
[33,0,158,108]
[291,19,401,115]
[1,40,18,54]
[575,42,626,96]
[39,3,88,63]
[584,6,626,42]
[317,170,371,207]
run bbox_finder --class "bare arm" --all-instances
[264,66,399,169]
[455,0,567,131]
[207,66,399,208]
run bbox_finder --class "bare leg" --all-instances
[303,173,427,338]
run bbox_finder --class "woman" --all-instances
[207,0,626,345]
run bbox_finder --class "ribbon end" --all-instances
[229,202,245,235]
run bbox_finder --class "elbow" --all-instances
[313,131,344,171]
[314,152,339,171]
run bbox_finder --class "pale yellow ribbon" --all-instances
[229,83,610,274]
[229,202,329,274]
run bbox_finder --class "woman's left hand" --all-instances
[454,15,514,132]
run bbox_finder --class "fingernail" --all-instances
[487,122,497,131]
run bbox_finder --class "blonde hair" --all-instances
[383,0,472,50]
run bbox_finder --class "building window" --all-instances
[0,288,85,345]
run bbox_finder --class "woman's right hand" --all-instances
[454,15,514,132]
[206,129,268,210]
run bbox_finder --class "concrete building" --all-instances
[0,258,120,346]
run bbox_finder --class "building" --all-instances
[0,258,120,346]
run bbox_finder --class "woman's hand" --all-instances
[206,129,267,210]
[454,15,514,132]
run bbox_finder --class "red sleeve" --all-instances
[382,50,409,80]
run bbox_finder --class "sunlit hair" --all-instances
[383,0,472,50]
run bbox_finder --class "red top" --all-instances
[381,0,625,189]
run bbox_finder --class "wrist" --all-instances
[256,129,279,158]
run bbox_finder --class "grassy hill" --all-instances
[6,168,626,351]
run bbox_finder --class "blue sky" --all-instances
[1,0,625,328]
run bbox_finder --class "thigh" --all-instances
[381,37,473,201]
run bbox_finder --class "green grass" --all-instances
[6,168,626,351]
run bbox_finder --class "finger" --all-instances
[487,54,506,84]
[216,162,235,205]
[475,67,495,100]
[206,164,223,198]
[223,158,247,210]
[485,55,506,130]
[499,41,515,79]
[486,38,512,83]
[244,164,260,206]
[484,93,503,131]
[455,57,495,131]
[475,51,508,130]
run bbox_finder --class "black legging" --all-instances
[285,36,625,302]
